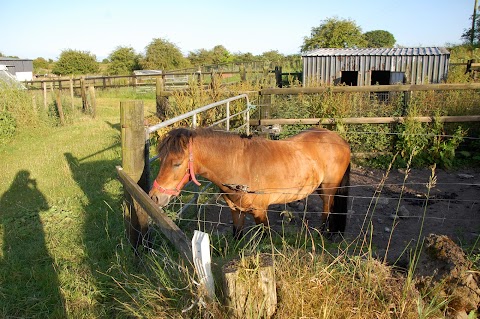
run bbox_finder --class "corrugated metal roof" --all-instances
[0,57,33,61]
[302,47,450,57]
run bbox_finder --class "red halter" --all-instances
[152,140,201,196]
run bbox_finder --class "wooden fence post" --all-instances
[55,90,65,126]
[42,81,47,109]
[88,86,96,118]
[156,76,168,121]
[120,101,149,248]
[69,77,74,111]
[275,66,282,88]
[259,92,272,120]
[239,65,247,82]
[80,76,88,112]
[222,254,277,318]
[196,68,202,86]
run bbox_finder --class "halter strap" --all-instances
[152,139,201,196]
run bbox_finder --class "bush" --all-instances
[0,111,17,143]
[52,49,99,75]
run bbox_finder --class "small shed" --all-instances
[302,47,450,86]
[0,57,33,81]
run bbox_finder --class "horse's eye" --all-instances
[173,163,181,167]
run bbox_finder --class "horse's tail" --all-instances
[330,163,350,233]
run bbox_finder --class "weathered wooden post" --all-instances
[222,254,277,318]
[210,71,218,96]
[69,77,74,111]
[55,90,65,126]
[156,75,169,121]
[259,90,272,120]
[88,85,96,118]
[196,68,202,86]
[42,81,47,109]
[120,101,149,248]
[239,65,247,82]
[275,66,282,88]
[80,76,88,112]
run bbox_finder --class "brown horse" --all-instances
[149,127,351,239]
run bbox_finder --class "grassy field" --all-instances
[0,94,156,317]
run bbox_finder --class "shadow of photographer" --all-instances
[0,170,66,317]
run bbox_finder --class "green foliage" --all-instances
[364,30,396,47]
[0,111,16,143]
[52,49,99,75]
[461,8,480,46]
[140,38,190,70]
[33,57,50,73]
[301,16,367,51]
[394,118,466,168]
[107,46,140,75]
[0,83,40,127]
[188,45,233,66]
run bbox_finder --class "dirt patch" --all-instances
[416,234,480,317]
[344,166,480,265]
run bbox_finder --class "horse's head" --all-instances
[149,128,201,207]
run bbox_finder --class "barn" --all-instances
[0,57,33,81]
[302,47,450,86]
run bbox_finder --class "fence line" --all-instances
[260,82,480,95]
[250,115,480,126]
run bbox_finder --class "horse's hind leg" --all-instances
[317,183,339,232]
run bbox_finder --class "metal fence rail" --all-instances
[146,94,254,217]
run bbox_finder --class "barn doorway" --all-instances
[341,71,358,86]
[371,71,390,85]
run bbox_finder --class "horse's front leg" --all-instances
[231,208,246,239]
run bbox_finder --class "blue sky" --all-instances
[2,0,474,60]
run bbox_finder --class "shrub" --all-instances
[0,111,17,143]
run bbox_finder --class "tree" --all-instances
[301,17,367,51]
[231,52,257,63]
[462,9,480,47]
[260,50,285,66]
[33,57,50,73]
[364,30,396,48]
[188,45,232,66]
[107,46,140,75]
[140,38,189,70]
[52,50,99,75]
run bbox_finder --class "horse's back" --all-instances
[289,127,350,181]
[287,127,348,146]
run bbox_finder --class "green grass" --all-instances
[0,95,156,317]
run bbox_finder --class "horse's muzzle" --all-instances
[149,190,172,208]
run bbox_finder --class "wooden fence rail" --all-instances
[116,166,193,262]
[260,83,480,95]
[250,115,480,126]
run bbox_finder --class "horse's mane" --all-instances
[157,127,252,159]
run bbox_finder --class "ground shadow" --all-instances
[63,152,132,316]
[0,170,66,318]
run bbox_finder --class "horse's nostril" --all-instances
[149,192,170,207]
